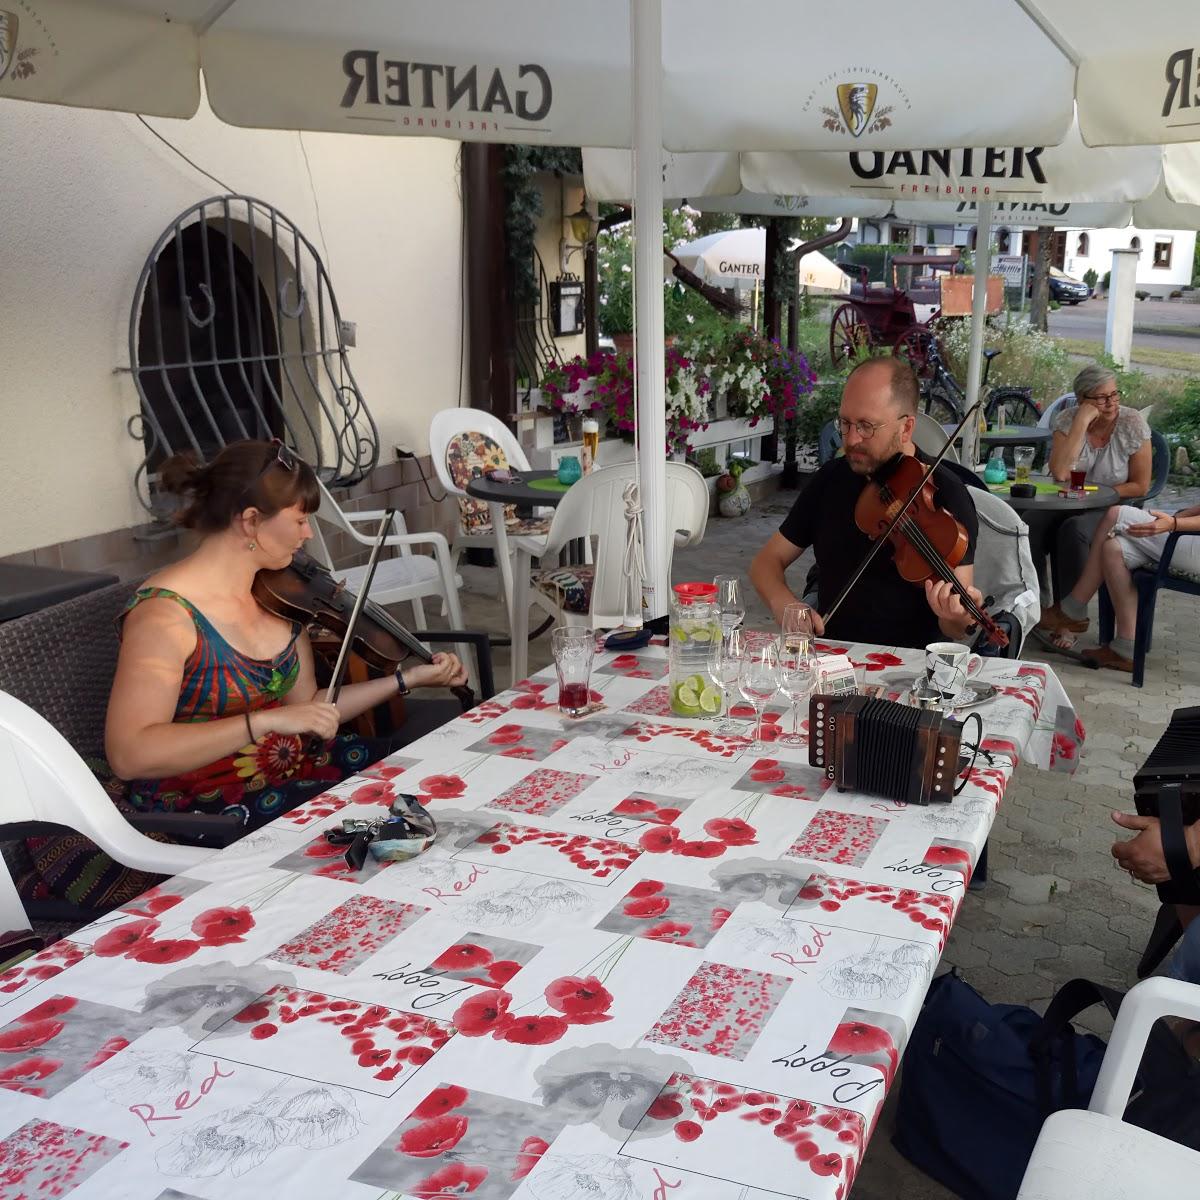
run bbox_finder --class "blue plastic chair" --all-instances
[818,420,843,465]
[1099,528,1200,687]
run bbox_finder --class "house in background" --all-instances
[0,95,587,577]
[852,217,1196,295]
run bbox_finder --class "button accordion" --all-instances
[809,694,964,805]
[1134,705,1200,904]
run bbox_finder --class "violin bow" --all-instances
[327,510,395,705]
[822,401,981,629]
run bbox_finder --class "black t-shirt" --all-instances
[779,454,979,649]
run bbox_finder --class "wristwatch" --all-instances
[394,666,410,696]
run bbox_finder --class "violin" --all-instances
[824,421,1009,650]
[252,550,477,710]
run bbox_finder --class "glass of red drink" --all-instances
[552,626,595,717]
[1069,465,1087,493]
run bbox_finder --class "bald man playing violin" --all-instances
[750,357,984,650]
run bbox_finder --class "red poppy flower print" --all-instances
[413,1084,469,1120]
[303,839,347,858]
[924,845,971,868]
[704,817,757,846]
[483,960,520,987]
[828,1021,894,1057]
[811,1152,843,1177]
[674,1120,702,1142]
[544,975,613,1018]
[862,651,903,671]
[414,1162,489,1197]
[610,654,640,669]
[749,765,787,784]
[487,725,526,746]
[452,990,512,1037]
[623,895,670,918]
[497,1014,569,1045]
[614,798,655,816]
[351,780,396,805]
[431,943,493,972]
[645,921,694,944]
[710,908,732,931]
[0,1056,61,1095]
[628,879,664,898]
[84,1036,131,1070]
[639,826,680,853]
[92,918,159,958]
[129,939,200,965]
[127,890,184,918]
[191,906,255,946]
[511,1135,549,1181]
[19,997,76,1023]
[0,1018,63,1053]
[420,774,467,799]
[397,1114,469,1158]
[647,1094,684,1120]
[677,840,725,858]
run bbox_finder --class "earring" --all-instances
[248,540,257,551]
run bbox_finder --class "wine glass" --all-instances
[778,642,816,747]
[714,575,746,636]
[707,628,746,734]
[780,603,814,658]
[738,643,780,743]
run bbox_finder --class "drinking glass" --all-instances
[552,626,594,717]
[706,628,746,734]
[714,575,746,637]
[1069,456,1087,493]
[1013,445,1034,484]
[738,642,780,742]
[778,643,816,748]
[780,602,814,658]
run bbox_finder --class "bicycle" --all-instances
[898,332,1042,428]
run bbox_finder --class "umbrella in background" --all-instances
[671,227,849,294]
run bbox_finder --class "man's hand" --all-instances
[924,578,984,636]
[1111,811,1169,883]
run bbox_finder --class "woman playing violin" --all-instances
[105,439,466,832]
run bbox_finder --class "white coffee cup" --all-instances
[925,641,971,701]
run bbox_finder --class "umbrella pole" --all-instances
[632,0,669,620]
[961,199,994,470]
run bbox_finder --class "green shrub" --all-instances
[1102,270,1111,291]
[1083,269,1098,291]
[1149,377,1200,459]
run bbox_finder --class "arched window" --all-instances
[996,229,1011,253]
[968,228,978,250]
[1077,232,1089,256]
[130,196,378,511]
[1130,236,1142,252]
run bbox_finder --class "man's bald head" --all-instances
[845,356,920,418]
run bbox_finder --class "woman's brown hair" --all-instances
[158,439,321,533]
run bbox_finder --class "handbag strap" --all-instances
[1028,978,1125,1113]
[1156,783,1196,887]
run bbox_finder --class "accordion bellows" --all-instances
[809,694,963,805]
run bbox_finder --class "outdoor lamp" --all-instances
[560,200,599,273]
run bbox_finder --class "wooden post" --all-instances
[463,144,516,420]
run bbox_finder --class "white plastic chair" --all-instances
[0,691,213,934]
[970,487,1041,655]
[508,462,709,684]
[429,408,551,583]
[1017,977,1200,1198]
[913,411,960,463]
[1038,392,1076,430]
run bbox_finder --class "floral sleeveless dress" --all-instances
[122,587,383,831]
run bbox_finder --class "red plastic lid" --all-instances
[673,582,718,605]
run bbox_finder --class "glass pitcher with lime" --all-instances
[669,582,722,717]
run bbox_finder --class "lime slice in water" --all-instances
[671,627,689,643]
[699,686,722,714]
[689,628,714,643]
[687,674,707,694]
[676,684,700,709]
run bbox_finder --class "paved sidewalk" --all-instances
[451,479,1199,1200]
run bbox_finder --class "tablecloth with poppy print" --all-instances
[0,638,1079,1200]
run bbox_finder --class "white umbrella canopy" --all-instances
[671,227,850,294]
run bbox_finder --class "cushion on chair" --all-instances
[532,565,595,615]
[445,431,513,536]
[505,515,552,537]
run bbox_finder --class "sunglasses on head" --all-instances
[239,439,299,509]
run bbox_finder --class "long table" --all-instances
[0,639,1079,1200]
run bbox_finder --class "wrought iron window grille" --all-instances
[125,194,379,514]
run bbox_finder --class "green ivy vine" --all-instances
[502,145,584,304]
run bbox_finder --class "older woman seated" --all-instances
[1039,502,1200,670]
[1044,363,1151,603]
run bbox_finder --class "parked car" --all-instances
[1027,267,1091,304]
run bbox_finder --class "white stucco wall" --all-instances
[0,93,463,557]
[1063,226,1197,291]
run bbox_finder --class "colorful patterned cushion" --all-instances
[532,565,595,615]
[445,431,512,536]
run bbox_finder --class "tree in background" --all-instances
[1029,225,1054,333]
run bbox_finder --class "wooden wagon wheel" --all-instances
[829,304,869,366]
[892,326,936,383]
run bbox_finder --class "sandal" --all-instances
[1080,644,1134,673]
[1037,602,1089,635]
[1033,628,1078,654]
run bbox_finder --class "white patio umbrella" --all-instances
[7,0,1200,618]
[672,227,849,294]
